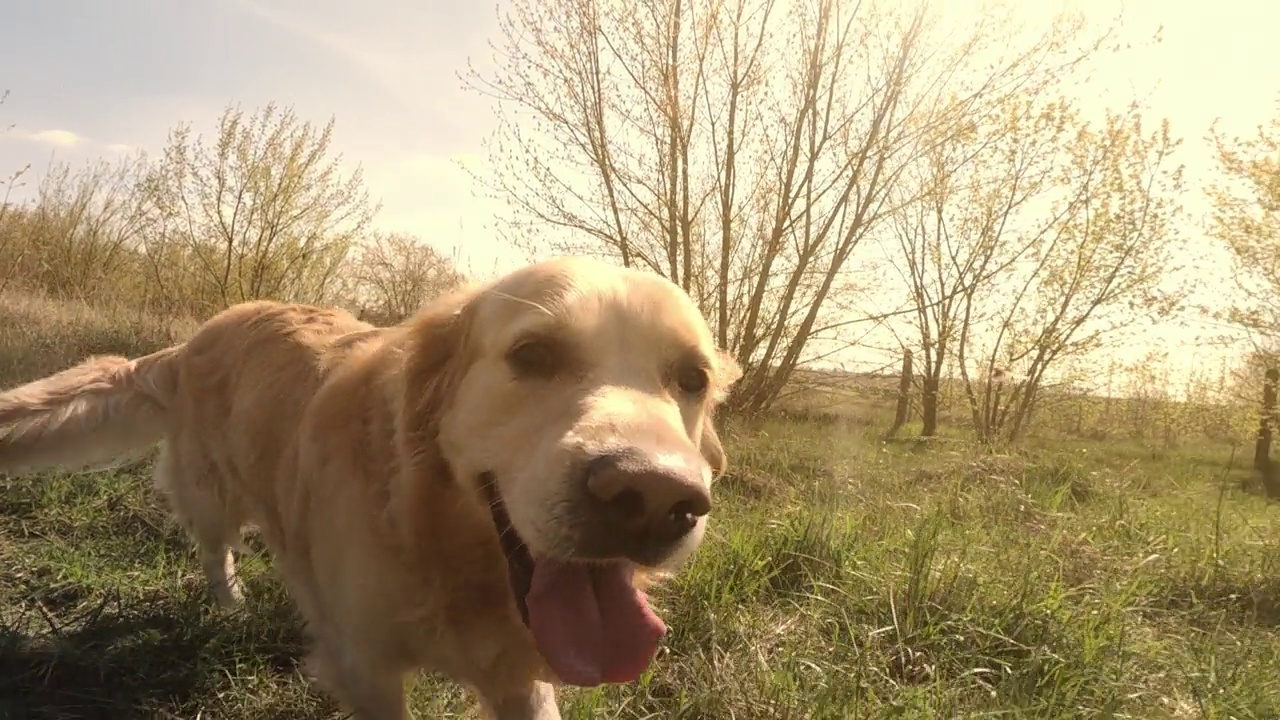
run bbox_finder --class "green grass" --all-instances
[2,297,1279,718]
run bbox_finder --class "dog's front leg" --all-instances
[463,643,561,720]
[452,626,560,720]
[481,680,560,720]
[304,642,408,720]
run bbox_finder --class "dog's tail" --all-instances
[0,345,183,474]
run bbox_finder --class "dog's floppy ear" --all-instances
[389,287,495,555]
[701,348,741,479]
[700,417,728,479]
[395,287,478,476]
[711,349,743,404]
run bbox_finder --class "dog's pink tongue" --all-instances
[525,559,666,686]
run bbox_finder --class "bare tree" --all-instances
[467,0,1109,414]
[954,108,1184,442]
[889,94,1076,436]
[350,232,466,323]
[138,103,377,315]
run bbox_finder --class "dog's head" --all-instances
[397,257,740,687]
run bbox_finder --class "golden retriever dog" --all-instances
[0,257,742,720]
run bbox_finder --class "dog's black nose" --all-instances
[584,450,712,551]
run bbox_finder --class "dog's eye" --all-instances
[675,364,709,395]
[507,339,561,378]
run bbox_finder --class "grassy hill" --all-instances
[1,293,1276,719]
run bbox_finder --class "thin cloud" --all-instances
[28,129,85,147]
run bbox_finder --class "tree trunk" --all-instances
[1256,368,1279,498]
[921,374,940,437]
[886,349,913,439]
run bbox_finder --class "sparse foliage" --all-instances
[468,0,1111,415]
[0,101,461,323]
[19,156,151,302]
[137,104,378,315]
[950,108,1185,442]
[890,94,1077,436]
[1209,98,1280,345]
[350,232,466,324]
[0,89,32,294]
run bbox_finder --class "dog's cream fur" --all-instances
[0,257,741,720]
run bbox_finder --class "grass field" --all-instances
[1,294,1279,719]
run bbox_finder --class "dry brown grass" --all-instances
[0,290,197,387]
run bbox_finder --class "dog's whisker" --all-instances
[485,290,555,317]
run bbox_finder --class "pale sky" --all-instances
[0,0,514,275]
[0,0,1277,393]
